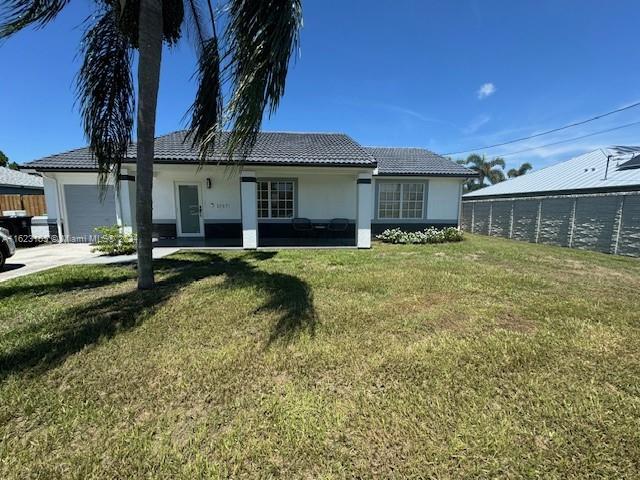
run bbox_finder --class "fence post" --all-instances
[535,199,542,243]
[613,195,625,255]
[471,202,475,233]
[488,202,493,236]
[509,201,514,239]
[568,198,577,248]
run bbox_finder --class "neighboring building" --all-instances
[0,166,43,195]
[462,147,640,256]
[23,131,474,247]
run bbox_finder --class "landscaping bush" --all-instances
[376,226,464,244]
[92,225,137,255]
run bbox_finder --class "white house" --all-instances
[24,131,474,248]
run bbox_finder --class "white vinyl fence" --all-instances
[461,192,640,257]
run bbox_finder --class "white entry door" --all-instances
[176,183,204,237]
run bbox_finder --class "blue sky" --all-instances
[2,0,640,171]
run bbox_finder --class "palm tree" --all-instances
[464,154,506,189]
[1,0,302,289]
[507,162,533,178]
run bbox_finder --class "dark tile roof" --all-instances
[24,131,376,170]
[365,147,475,177]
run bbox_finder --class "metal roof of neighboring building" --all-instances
[365,147,476,177]
[24,131,376,170]
[464,148,640,199]
[0,166,43,188]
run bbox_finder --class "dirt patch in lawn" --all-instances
[492,311,537,333]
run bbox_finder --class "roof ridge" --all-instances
[365,145,439,153]
[157,129,352,136]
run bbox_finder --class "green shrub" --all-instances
[92,225,137,256]
[376,226,464,244]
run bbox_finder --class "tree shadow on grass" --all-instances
[0,251,317,380]
[0,265,136,298]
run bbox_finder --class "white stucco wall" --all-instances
[147,165,241,221]
[372,177,463,222]
[426,178,463,221]
[42,175,59,220]
[297,174,357,219]
[128,165,365,221]
[248,166,363,220]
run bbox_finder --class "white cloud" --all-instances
[477,83,496,99]
[463,114,491,134]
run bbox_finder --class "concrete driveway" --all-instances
[0,243,180,283]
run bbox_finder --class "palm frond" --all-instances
[508,162,533,178]
[490,157,506,169]
[183,0,209,48]
[465,153,483,168]
[223,0,302,158]
[519,162,532,174]
[187,34,224,162]
[183,0,223,162]
[76,5,134,189]
[0,0,69,38]
[488,168,505,184]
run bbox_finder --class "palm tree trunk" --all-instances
[135,0,163,290]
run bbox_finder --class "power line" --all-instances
[497,120,640,157]
[444,101,640,156]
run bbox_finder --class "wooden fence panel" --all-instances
[21,195,47,216]
[0,194,47,216]
[0,195,22,213]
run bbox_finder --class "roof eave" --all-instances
[375,172,477,178]
[463,183,640,200]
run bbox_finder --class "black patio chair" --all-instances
[328,218,349,232]
[292,217,313,232]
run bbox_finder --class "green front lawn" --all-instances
[1,235,639,478]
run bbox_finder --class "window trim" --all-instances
[375,180,428,221]
[256,178,298,220]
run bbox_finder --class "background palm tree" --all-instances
[463,154,506,190]
[1,0,302,289]
[507,162,533,178]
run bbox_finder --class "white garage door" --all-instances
[64,185,117,241]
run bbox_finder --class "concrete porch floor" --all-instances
[153,238,357,248]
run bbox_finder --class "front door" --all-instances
[176,183,204,237]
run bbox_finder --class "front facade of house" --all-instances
[25,132,474,248]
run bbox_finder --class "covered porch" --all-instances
[131,164,374,249]
[239,168,373,249]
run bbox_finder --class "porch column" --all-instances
[116,170,134,234]
[356,173,372,248]
[241,172,258,249]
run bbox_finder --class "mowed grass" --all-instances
[1,235,639,478]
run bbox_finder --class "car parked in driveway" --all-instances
[0,227,16,269]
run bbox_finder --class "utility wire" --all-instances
[496,120,640,157]
[444,101,640,155]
